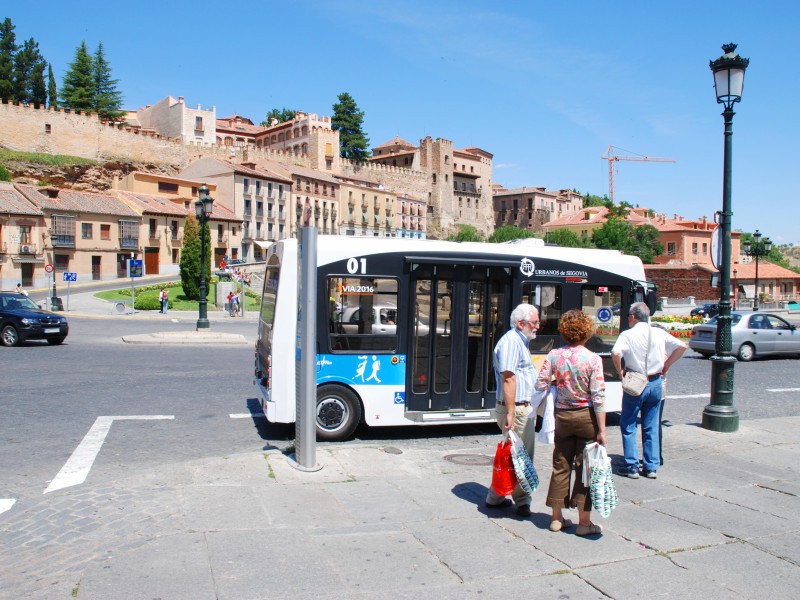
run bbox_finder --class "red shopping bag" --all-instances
[491,436,517,496]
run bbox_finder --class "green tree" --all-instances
[741,231,790,268]
[592,218,663,263]
[93,41,124,121]
[0,18,18,102]
[179,214,211,300]
[12,37,43,104]
[331,92,370,162]
[30,58,47,108]
[0,163,12,181]
[445,224,485,242]
[261,107,296,126]
[60,40,95,113]
[603,199,632,218]
[582,192,608,208]
[47,63,57,108]
[487,225,537,243]
[546,228,594,248]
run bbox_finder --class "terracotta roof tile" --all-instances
[116,191,189,217]
[373,136,417,150]
[16,185,140,217]
[0,183,42,215]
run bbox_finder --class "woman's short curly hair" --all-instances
[558,309,595,345]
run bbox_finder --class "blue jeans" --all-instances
[620,378,663,473]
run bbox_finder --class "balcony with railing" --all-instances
[119,236,139,249]
[52,235,75,248]
[148,230,161,242]
[16,242,37,254]
[217,233,228,244]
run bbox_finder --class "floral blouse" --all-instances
[535,345,606,412]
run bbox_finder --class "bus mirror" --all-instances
[646,288,658,315]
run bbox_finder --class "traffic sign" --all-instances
[63,272,77,282]
[129,259,143,278]
[44,264,54,274]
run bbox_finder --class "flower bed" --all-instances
[652,315,701,339]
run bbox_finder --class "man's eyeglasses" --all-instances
[522,320,540,325]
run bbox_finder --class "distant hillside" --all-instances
[780,245,800,268]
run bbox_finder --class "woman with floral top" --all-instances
[536,309,606,537]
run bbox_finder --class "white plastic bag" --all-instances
[582,442,617,518]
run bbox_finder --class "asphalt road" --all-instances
[2,316,799,507]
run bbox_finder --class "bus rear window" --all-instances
[327,277,398,352]
[260,260,280,327]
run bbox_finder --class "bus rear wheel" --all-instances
[316,385,362,441]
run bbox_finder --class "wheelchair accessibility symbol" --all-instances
[393,392,405,404]
[597,308,613,323]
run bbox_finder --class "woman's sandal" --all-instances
[575,522,603,536]
[549,518,574,532]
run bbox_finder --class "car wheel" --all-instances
[737,343,755,362]
[316,385,362,441]
[698,352,712,359]
[47,337,66,345]
[2,324,20,347]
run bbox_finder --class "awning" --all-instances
[741,284,755,298]
[11,256,45,264]
[253,240,274,249]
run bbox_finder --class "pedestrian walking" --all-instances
[485,303,540,517]
[612,302,687,479]
[536,310,607,536]
[159,288,168,314]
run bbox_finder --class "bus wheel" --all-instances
[316,385,362,441]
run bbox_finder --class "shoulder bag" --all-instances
[621,324,651,396]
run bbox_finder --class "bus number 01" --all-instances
[346,258,367,274]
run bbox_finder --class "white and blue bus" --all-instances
[255,236,656,440]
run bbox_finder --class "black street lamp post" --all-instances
[196,184,214,330]
[742,230,772,311]
[702,43,749,433]
[732,269,738,310]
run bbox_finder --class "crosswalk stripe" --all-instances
[0,499,16,515]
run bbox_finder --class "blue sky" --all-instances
[5,1,798,244]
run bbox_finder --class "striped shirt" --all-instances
[493,328,537,404]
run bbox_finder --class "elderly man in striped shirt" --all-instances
[485,303,541,517]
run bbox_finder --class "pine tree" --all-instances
[0,18,17,103]
[93,41,123,121]
[30,59,46,108]
[331,92,370,162]
[261,107,296,126]
[60,40,94,113]
[47,63,57,108]
[12,37,43,104]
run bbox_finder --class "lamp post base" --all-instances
[702,355,739,432]
[196,319,210,329]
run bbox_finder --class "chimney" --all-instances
[702,215,708,228]
[178,96,184,103]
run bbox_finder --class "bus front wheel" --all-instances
[316,385,362,441]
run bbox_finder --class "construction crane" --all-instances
[602,145,675,204]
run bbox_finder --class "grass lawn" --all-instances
[95,282,260,312]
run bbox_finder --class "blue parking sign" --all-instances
[63,272,77,282]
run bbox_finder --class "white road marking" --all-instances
[44,415,174,494]
[766,388,800,393]
[666,394,710,399]
[229,413,266,419]
[0,499,16,514]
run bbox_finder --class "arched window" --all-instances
[285,130,291,140]
[301,143,308,154]
[294,128,300,137]
[432,174,437,184]
[224,137,233,146]
[271,135,277,143]
[302,126,308,135]
[444,155,449,164]
[278,133,284,142]
[294,145,300,155]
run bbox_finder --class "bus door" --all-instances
[407,262,511,414]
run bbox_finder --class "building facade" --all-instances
[129,96,217,146]
[334,176,395,237]
[180,158,293,262]
[396,193,427,239]
[1,182,46,289]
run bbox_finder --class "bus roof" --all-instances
[270,235,647,282]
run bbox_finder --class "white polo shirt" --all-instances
[612,322,684,377]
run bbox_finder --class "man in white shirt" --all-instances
[612,302,686,479]
[485,303,540,516]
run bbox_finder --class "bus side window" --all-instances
[521,283,563,354]
[327,276,399,352]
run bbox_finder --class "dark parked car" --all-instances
[689,311,799,361]
[0,292,69,346]
[690,303,720,318]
